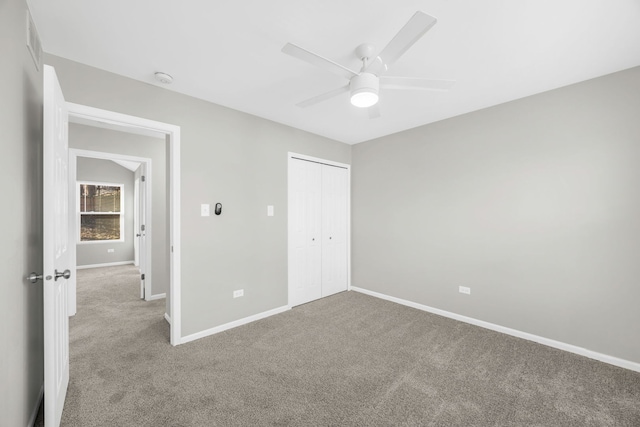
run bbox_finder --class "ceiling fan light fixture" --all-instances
[350,90,379,108]
[350,73,379,108]
[283,11,449,113]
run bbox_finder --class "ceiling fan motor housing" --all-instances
[350,72,379,108]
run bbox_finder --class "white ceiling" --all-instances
[111,159,141,173]
[29,0,640,144]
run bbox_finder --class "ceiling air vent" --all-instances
[26,8,42,70]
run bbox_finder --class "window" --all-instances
[78,182,124,242]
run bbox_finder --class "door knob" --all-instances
[27,272,43,284]
[55,269,71,281]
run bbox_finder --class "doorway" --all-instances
[69,149,154,311]
[66,102,182,346]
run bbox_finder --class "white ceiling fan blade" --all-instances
[380,76,455,91]
[296,85,350,108]
[368,104,381,119]
[366,11,437,76]
[282,43,358,80]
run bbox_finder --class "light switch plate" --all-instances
[267,205,274,216]
[201,204,210,217]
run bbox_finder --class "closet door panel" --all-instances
[321,165,348,297]
[289,159,306,306]
[289,159,322,306]
[305,162,323,302]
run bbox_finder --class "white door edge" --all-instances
[134,177,140,268]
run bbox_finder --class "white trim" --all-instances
[180,305,291,344]
[288,151,350,169]
[346,163,351,292]
[148,293,166,301]
[139,161,152,301]
[68,153,78,316]
[77,239,125,245]
[76,260,135,270]
[351,287,640,373]
[71,149,152,165]
[27,383,44,427]
[287,152,351,306]
[170,127,182,346]
[164,312,171,324]
[66,102,182,346]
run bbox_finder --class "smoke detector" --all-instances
[154,72,173,84]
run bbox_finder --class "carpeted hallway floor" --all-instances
[36,265,640,426]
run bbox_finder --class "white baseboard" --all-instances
[164,312,171,325]
[148,293,166,301]
[351,287,640,373]
[180,305,291,345]
[27,383,44,427]
[76,260,134,270]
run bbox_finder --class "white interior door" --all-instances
[321,165,348,297]
[43,65,70,427]
[289,159,322,306]
[133,176,140,267]
[138,165,147,299]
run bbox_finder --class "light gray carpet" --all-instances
[35,265,640,426]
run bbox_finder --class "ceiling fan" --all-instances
[282,11,454,117]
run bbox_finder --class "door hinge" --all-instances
[141,273,145,280]
[141,224,145,231]
[141,175,146,182]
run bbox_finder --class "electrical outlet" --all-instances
[233,289,244,298]
[201,204,210,217]
[107,249,115,253]
[459,286,471,295]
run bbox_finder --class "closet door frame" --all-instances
[287,152,351,307]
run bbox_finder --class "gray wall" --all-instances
[47,54,352,336]
[76,157,135,266]
[352,66,640,364]
[0,0,44,425]
[70,124,168,298]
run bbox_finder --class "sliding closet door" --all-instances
[321,165,348,297]
[289,159,322,306]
